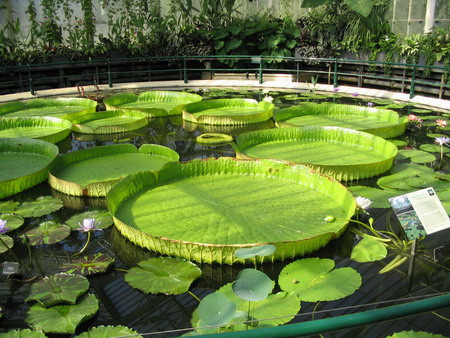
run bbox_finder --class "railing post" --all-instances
[183,57,188,84]
[333,59,338,88]
[28,65,34,95]
[410,64,417,99]
[258,55,263,84]
[107,58,113,88]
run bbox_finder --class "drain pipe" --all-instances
[201,293,450,337]
[424,0,436,33]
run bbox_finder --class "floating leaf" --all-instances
[15,197,63,218]
[0,235,14,253]
[125,257,202,294]
[232,269,273,302]
[0,201,20,213]
[0,214,24,232]
[390,140,408,147]
[387,330,446,338]
[65,210,113,231]
[60,253,115,276]
[348,186,394,208]
[26,273,89,307]
[0,328,47,337]
[278,258,362,301]
[420,144,450,153]
[75,325,143,338]
[26,293,99,334]
[24,221,71,246]
[234,245,276,260]
[397,150,436,163]
[351,236,388,262]
[192,284,300,331]
[377,164,434,192]
[197,292,236,327]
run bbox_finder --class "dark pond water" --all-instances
[0,88,449,337]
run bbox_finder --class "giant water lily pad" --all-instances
[60,253,115,276]
[24,221,71,246]
[26,273,89,307]
[192,283,300,331]
[0,117,72,144]
[15,196,63,218]
[275,102,406,138]
[107,158,356,264]
[26,293,99,334]
[235,127,397,181]
[71,110,148,134]
[0,98,97,120]
[278,258,362,301]
[125,257,202,294]
[65,210,113,230]
[182,99,274,125]
[76,325,143,338]
[0,138,59,199]
[0,329,47,337]
[49,144,179,197]
[104,91,202,116]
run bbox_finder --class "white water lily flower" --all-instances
[262,89,270,94]
[77,218,101,232]
[263,96,273,103]
[0,219,9,234]
[356,196,372,210]
[435,136,450,146]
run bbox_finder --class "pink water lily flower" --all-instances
[367,102,374,107]
[408,114,418,121]
[436,119,448,128]
[352,92,359,97]
[77,218,101,232]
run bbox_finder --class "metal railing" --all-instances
[1,55,449,99]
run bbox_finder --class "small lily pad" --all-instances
[377,164,434,192]
[0,214,24,232]
[410,109,432,114]
[0,235,14,253]
[26,273,89,307]
[75,325,143,338]
[60,253,115,276]
[397,150,436,163]
[351,236,388,263]
[125,257,202,294]
[24,221,71,246]
[197,292,236,326]
[348,186,394,209]
[420,144,450,153]
[65,210,113,231]
[26,293,99,334]
[234,245,276,260]
[0,201,20,213]
[15,197,63,218]
[278,257,362,302]
[232,269,273,302]
[0,329,47,337]
[387,330,445,338]
[389,140,408,147]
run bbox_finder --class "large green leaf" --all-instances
[125,257,202,294]
[26,273,89,307]
[71,110,148,134]
[278,258,362,301]
[232,269,273,301]
[75,325,143,337]
[0,329,46,337]
[108,158,355,264]
[275,102,406,138]
[182,99,274,125]
[24,221,71,246]
[0,117,72,144]
[192,283,300,331]
[343,0,374,17]
[49,144,179,197]
[0,98,97,120]
[65,210,113,230]
[104,91,202,117]
[235,127,397,181]
[60,253,115,276]
[197,292,236,327]
[26,293,99,334]
[0,138,59,199]
[351,236,388,262]
[15,196,63,218]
